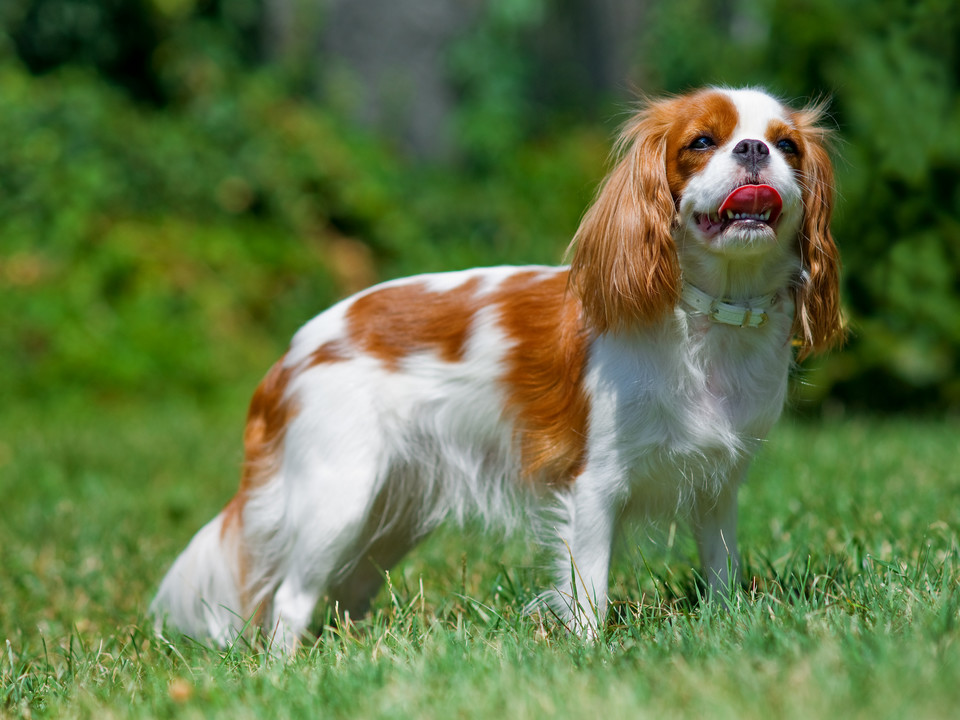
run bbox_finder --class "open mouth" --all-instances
[695,184,783,238]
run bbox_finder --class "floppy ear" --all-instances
[792,106,845,360]
[567,105,680,333]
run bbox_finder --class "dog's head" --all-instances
[568,87,843,358]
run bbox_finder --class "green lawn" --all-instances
[2,397,959,718]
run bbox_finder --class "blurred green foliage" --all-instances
[0,61,366,401]
[0,1,601,405]
[1,0,958,412]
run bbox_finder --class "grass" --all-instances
[2,393,959,718]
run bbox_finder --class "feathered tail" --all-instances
[150,511,247,645]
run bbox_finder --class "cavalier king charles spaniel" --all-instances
[152,87,843,651]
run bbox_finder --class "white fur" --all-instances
[152,512,245,644]
[152,88,829,651]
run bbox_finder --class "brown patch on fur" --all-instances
[221,356,299,608]
[664,91,740,195]
[567,90,739,332]
[222,340,346,552]
[764,119,804,171]
[789,103,845,359]
[239,356,299,493]
[344,277,483,369]
[309,339,349,367]
[494,271,592,483]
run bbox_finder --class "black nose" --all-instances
[732,139,770,170]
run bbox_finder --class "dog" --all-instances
[151,87,843,651]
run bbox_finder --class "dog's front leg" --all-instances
[692,473,744,603]
[548,476,620,637]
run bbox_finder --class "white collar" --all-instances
[680,281,779,328]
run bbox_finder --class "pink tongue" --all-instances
[719,184,783,222]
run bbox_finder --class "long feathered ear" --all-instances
[792,104,845,360]
[567,104,680,333]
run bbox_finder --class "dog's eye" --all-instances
[776,138,799,155]
[689,136,716,150]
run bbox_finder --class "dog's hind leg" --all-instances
[251,449,398,653]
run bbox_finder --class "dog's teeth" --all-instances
[762,210,770,221]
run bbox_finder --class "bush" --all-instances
[0,51,603,405]
[0,59,386,402]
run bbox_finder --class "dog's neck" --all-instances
[674,233,800,303]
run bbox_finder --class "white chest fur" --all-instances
[582,301,794,509]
